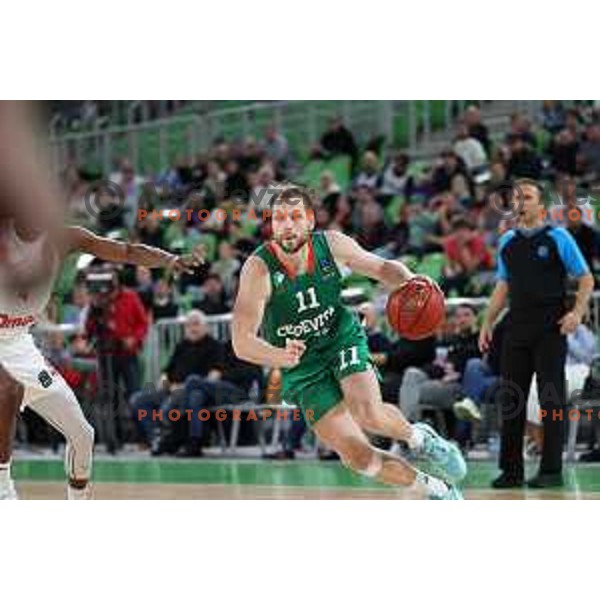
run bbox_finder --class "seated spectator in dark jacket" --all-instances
[164,338,264,456]
[398,304,481,429]
[453,311,508,422]
[507,135,542,180]
[379,334,437,403]
[130,309,225,450]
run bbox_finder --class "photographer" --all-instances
[85,267,149,450]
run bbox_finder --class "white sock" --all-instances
[407,426,425,451]
[68,484,90,500]
[411,471,448,497]
[0,462,11,484]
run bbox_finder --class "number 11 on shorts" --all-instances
[339,346,359,371]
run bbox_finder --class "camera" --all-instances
[85,272,116,296]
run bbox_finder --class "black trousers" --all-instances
[499,325,567,477]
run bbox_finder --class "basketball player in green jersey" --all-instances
[233,184,466,500]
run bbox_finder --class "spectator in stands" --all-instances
[358,302,393,361]
[151,278,178,320]
[238,137,264,174]
[431,149,471,195]
[329,194,352,231]
[566,206,597,272]
[263,124,289,169]
[250,163,276,211]
[194,273,229,314]
[137,215,165,249]
[506,113,537,148]
[353,151,381,190]
[548,174,595,227]
[318,116,358,170]
[319,170,342,213]
[507,134,542,180]
[399,304,481,428]
[440,216,493,296]
[200,160,226,207]
[134,265,154,312]
[212,241,241,298]
[62,283,91,328]
[379,334,437,404]
[452,311,508,422]
[453,122,488,175]
[539,101,566,135]
[110,159,145,230]
[354,187,388,251]
[379,152,413,204]
[223,159,249,202]
[549,128,579,176]
[85,268,149,447]
[464,105,491,155]
[130,309,225,453]
[580,123,600,183]
[564,109,582,139]
[381,202,410,257]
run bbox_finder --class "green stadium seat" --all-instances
[327,156,351,190]
[384,195,405,226]
[417,252,445,283]
[298,159,326,189]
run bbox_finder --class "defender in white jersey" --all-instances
[0,220,204,499]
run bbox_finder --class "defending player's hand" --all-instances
[277,339,306,368]
[558,311,581,335]
[168,244,206,276]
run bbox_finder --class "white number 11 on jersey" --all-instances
[339,346,359,371]
[296,287,320,313]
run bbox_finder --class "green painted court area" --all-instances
[11,458,600,499]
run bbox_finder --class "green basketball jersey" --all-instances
[253,231,363,366]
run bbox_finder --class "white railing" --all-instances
[31,291,600,385]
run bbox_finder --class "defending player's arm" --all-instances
[62,226,204,274]
[325,230,414,289]
[232,255,305,369]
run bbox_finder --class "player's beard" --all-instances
[274,228,310,254]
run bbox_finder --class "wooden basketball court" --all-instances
[11,455,600,499]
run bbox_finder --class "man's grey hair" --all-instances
[186,309,206,324]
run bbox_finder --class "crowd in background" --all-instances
[27,100,600,457]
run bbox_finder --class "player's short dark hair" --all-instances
[270,183,315,211]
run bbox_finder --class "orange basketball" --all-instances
[386,276,446,340]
